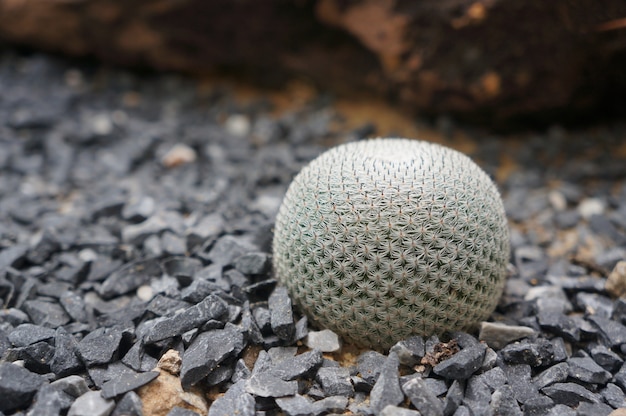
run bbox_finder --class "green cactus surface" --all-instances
[272,138,510,350]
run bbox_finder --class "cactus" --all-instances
[272,138,509,350]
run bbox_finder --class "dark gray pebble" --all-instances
[433,343,486,380]
[402,376,444,416]
[22,299,71,328]
[166,406,200,416]
[356,350,386,385]
[0,362,45,413]
[269,349,323,381]
[180,323,245,388]
[601,382,626,408]
[8,323,55,347]
[499,338,554,367]
[316,366,354,397]
[101,370,158,399]
[98,258,162,299]
[268,286,295,342]
[389,336,425,366]
[110,391,144,416]
[77,326,123,367]
[144,294,227,343]
[588,315,626,347]
[541,382,601,406]
[209,379,254,416]
[532,362,569,390]
[567,356,612,385]
[369,352,403,414]
[27,383,74,416]
[490,385,522,416]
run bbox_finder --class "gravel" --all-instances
[0,49,625,415]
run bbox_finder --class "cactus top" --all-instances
[272,138,509,350]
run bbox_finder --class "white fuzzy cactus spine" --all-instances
[272,138,509,350]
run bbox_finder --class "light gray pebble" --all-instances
[67,391,115,416]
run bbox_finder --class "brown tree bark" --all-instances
[1,0,625,125]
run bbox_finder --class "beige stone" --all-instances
[609,408,626,416]
[158,349,182,375]
[138,368,207,416]
[606,261,626,298]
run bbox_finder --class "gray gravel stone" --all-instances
[22,299,71,328]
[567,356,612,385]
[601,382,626,408]
[389,336,425,366]
[234,251,270,275]
[50,375,90,398]
[316,366,354,397]
[98,258,162,299]
[502,363,542,405]
[166,406,200,416]
[67,390,115,416]
[245,370,299,397]
[0,362,46,412]
[433,343,486,380]
[588,315,626,347]
[8,323,55,347]
[180,324,245,388]
[77,327,123,367]
[110,391,144,416]
[208,379,254,416]
[537,310,580,342]
[489,385,522,416]
[268,286,295,341]
[59,290,89,323]
[101,370,159,399]
[541,382,601,405]
[477,366,506,392]
[51,327,83,377]
[356,350,386,385]
[369,352,403,414]
[575,401,614,416]
[275,394,315,416]
[269,349,323,381]
[143,294,227,343]
[532,362,569,390]
[208,235,257,267]
[589,343,623,372]
[402,376,444,416]
[611,361,626,391]
[500,338,554,366]
[27,383,74,416]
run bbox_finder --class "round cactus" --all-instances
[272,138,509,350]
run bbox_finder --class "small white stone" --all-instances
[90,113,113,136]
[161,143,197,168]
[304,329,342,352]
[67,390,115,416]
[548,190,567,211]
[578,198,605,219]
[225,114,251,137]
[137,285,154,301]
[78,249,98,263]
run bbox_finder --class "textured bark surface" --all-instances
[1,0,625,125]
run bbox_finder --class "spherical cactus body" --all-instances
[272,138,509,350]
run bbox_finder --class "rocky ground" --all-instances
[1,49,626,416]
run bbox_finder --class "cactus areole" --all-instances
[272,138,509,350]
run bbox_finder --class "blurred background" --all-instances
[1,0,626,130]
